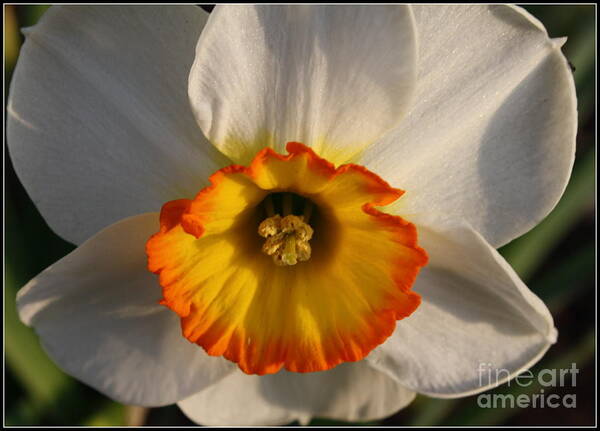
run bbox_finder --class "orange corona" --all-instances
[146,142,428,375]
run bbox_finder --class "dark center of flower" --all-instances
[257,193,315,266]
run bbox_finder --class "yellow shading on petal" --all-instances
[146,143,427,375]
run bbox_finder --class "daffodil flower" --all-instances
[8,5,576,425]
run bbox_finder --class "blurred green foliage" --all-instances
[4,4,596,426]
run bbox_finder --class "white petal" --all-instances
[7,6,229,245]
[361,4,577,248]
[178,361,415,425]
[189,5,417,165]
[17,213,235,406]
[366,221,556,397]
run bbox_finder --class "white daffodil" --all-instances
[8,5,576,426]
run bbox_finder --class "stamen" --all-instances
[282,235,299,265]
[258,214,314,266]
[258,214,282,238]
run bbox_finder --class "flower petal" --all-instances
[360,4,577,247]
[7,5,229,245]
[17,213,235,406]
[366,221,557,397]
[178,361,415,425]
[188,5,417,165]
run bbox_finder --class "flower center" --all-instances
[146,142,428,375]
[258,193,315,266]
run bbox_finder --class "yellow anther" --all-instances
[295,240,311,262]
[258,214,282,237]
[258,214,313,266]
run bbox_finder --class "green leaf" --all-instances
[407,396,459,426]
[535,245,595,312]
[84,402,125,426]
[19,4,50,28]
[4,6,20,71]
[499,149,595,281]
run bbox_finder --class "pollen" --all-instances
[258,213,314,266]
